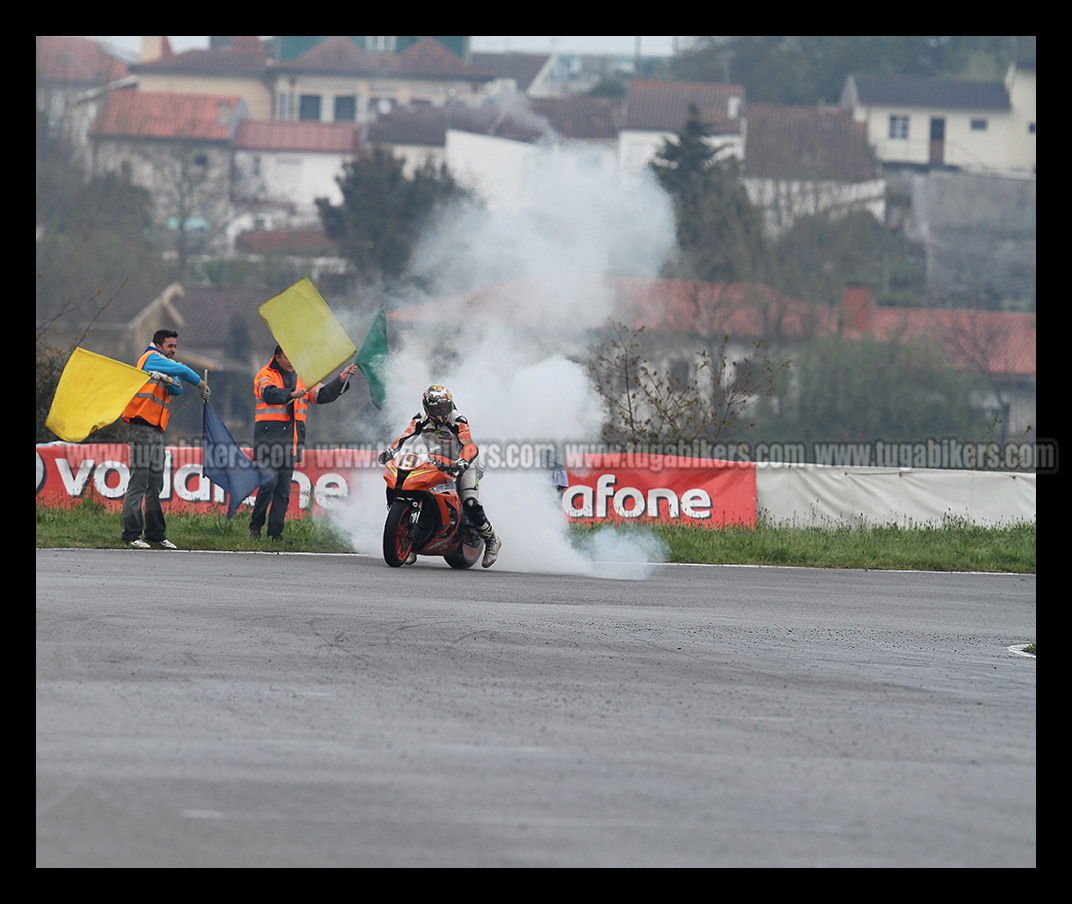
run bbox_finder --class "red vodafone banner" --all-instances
[563,454,757,528]
[35,443,381,517]
[36,444,756,528]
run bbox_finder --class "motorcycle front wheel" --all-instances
[383,499,416,567]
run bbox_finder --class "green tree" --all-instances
[317,147,469,285]
[751,331,989,449]
[36,118,169,444]
[765,208,890,326]
[649,105,767,283]
[587,76,627,98]
[36,329,67,444]
[36,124,168,326]
[36,280,131,443]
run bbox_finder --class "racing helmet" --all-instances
[422,384,454,423]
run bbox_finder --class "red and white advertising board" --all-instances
[35,444,380,517]
[36,444,757,527]
[561,454,756,528]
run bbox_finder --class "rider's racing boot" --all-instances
[405,551,417,565]
[481,529,502,568]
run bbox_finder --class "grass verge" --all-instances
[35,497,353,554]
[37,498,1034,574]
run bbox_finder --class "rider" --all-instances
[379,385,502,568]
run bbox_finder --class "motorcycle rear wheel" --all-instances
[445,527,483,570]
[383,499,415,567]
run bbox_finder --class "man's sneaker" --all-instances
[269,535,293,546]
[249,529,261,539]
[153,539,178,550]
[128,539,151,549]
[482,534,502,568]
[405,551,418,565]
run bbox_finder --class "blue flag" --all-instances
[202,403,269,519]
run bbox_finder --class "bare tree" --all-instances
[935,313,1034,445]
[586,320,786,450]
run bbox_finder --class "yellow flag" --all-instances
[258,278,357,387]
[45,348,150,442]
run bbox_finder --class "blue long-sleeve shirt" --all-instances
[139,346,202,396]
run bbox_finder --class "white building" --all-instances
[840,63,1036,174]
[231,119,361,230]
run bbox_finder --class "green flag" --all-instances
[356,306,388,409]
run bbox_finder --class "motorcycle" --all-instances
[381,435,484,569]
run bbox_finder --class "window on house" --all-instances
[299,94,322,121]
[194,154,208,167]
[367,36,396,53]
[277,92,293,121]
[735,359,764,388]
[971,118,988,130]
[334,96,356,121]
[669,359,690,387]
[888,115,909,139]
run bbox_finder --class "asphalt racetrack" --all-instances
[36,548,1035,867]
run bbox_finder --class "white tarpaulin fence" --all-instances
[755,462,1035,527]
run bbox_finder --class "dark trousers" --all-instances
[122,423,166,542]
[249,466,294,538]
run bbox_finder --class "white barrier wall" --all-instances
[755,462,1036,527]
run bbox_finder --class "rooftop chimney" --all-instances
[140,36,172,62]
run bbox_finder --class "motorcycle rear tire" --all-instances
[384,499,415,567]
[445,528,483,570]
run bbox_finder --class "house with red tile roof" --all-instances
[84,40,897,252]
[745,104,876,183]
[842,288,1035,438]
[271,36,496,123]
[130,35,273,119]
[471,51,555,98]
[36,35,130,87]
[742,102,886,234]
[390,277,1035,440]
[90,90,248,258]
[231,119,362,233]
[618,79,744,173]
[620,281,1033,422]
[528,96,622,145]
[129,36,497,125]
[36,36,135,157]
[91,89,245,142]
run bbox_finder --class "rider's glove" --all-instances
[378,448,395,464]
[449,458,470,477]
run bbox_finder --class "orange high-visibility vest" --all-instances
[254,364,309,425]
[122,349,173,431]
[254,362,329,460]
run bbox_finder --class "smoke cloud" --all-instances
[330,141,676,578]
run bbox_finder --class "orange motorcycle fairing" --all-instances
[381,440,482,569]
